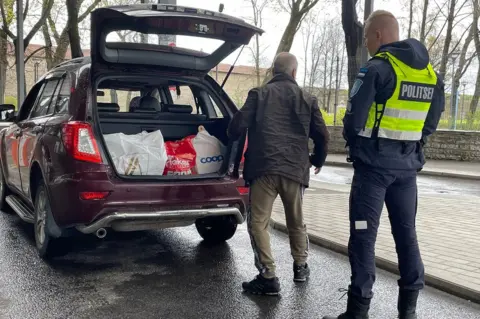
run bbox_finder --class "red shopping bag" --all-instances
[164,135,197,175]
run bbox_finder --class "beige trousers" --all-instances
[247,174,309,278]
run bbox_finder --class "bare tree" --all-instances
[420,0,429,43]
[453,24,475,91]
[43,0,101,69]
[438,0,470,79]
[262,0,320,84]
[245,0,269,87]
[408,0,415,38]
[326,19,343,113]
[0,0,54,102]
[341,0,363,91]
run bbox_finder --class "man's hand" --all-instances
[314,167,321,175]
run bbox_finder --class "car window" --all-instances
[170,86,202,114]
[209,96,224,118]
[97,89,141,112]
[29,79,60,119]
[16,82,45,122]
[54,75,72,114]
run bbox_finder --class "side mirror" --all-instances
[0,104,15,112]
[0,104,16,122]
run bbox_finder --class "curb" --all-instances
[270,218,480,305]
[325,160,480,181]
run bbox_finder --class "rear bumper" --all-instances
[75,206,244,233]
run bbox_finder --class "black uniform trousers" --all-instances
[348,162,425,299]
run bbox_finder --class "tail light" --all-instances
[237,186,249,195]
[62,121,102,163]
[80,191,110,200]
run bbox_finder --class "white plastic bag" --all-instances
[103,130,167,175]
[192,127,227,174]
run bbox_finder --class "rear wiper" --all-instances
[221,45,245,89]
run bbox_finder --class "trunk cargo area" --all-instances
[94,79,235,178]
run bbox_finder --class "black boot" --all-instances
[293,263,310,282]
[242,275,281,296]
[398,289,419,319]
[323,290,370,319]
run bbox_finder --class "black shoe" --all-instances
[322,289,370,319]
[398,289,419,319]
[242,275,281,296]
[293,263,310,282]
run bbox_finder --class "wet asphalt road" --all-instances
[312,166,480,197]
[1,212,480,319]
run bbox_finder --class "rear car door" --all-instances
[90,5,264,75]
[2,82,46,192]
[18,76,63,195]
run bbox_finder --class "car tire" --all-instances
[0,166,11,213]
[195,215,237,243]
[34,181,66,259]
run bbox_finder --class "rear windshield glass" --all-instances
[97,89,141,112]
[106,31,224,55]
[96,80,225,118]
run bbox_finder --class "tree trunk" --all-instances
[52,32,71,65]
[339,47,346,89]
[326,50,336,113]
[469,67,480,118]
[42,24,55,69]
[439,0,456,79]
[255,34,261,87]
[453,25,473,96]
[66,0,83,59]
[303,31,310,88]
[469,0,480,118]
[0,31,7,104]
[408,0,414,38]
[342,0,363,91]
[420,0,429,43]
[262,14,303,84]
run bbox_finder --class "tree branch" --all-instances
[47,15,60,42]
[0,0,15,39]
[79,0,101,22]
[23,0,30,22]
[24,0,55,49]
[24,45,50,64]
[300,0,320,15]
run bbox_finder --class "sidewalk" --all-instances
[271,181,480,304]
[325,154,480,180]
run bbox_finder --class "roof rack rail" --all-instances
[53,57,89,69]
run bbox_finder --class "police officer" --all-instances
[323,10,445,319]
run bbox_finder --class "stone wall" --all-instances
[314,126,480,162]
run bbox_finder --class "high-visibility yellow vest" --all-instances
[358,52,437,141]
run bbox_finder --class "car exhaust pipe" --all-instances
[96,228,107,239]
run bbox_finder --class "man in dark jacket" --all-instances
[323,10,445,319]
[227,52,330,296]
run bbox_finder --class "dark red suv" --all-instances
[0,5,261,258]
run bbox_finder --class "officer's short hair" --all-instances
[366,10,398,28]
[273,52,298,75]
[365,10,399,37]
[366,10,396,23]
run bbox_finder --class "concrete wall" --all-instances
[319,126,480,162]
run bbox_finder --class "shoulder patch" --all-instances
[356,67,369,78]
[350,79,363,98]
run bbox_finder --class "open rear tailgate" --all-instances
[90,5,264,73]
